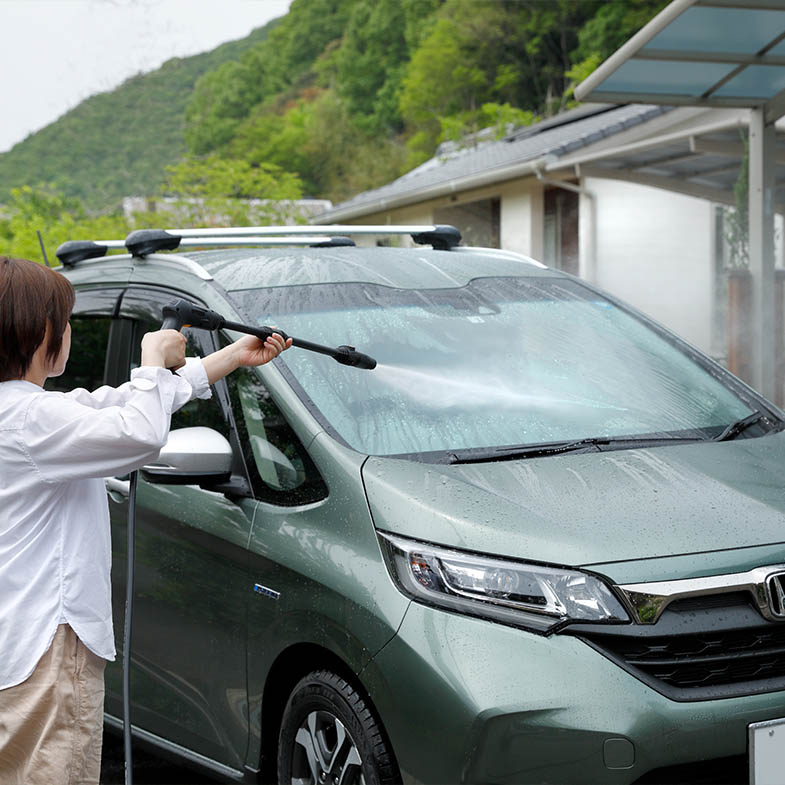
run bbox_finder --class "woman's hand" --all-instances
[141,330,187,370]
[200,333,293,385]
[232,333,293,368]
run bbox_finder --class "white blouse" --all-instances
[0,360,211,690]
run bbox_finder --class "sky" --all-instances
[0,0,293,153]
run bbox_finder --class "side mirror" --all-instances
[141,427,232,486]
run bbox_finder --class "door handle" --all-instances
[104,477,130,499]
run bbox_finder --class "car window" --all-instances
[46,288,121,393]
[120,289,233,442]
[224,362,328,506]
[233,276,755,457]
[129,319,232,440]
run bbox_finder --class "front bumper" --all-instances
[361,603,785,784]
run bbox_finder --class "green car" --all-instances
[53,225,785,784]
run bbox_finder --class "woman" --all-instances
[0,256,291,784]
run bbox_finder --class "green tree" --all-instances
[399,0,602,164]
[161,155,304,225]
[184,0,357,157]
[185,55,271,154]
[574,0,670,63]
[0,185,130,263]
[333,0,440,135]
[229,99,316,193]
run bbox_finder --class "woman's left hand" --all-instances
[232,333,293,368]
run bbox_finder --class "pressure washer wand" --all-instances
[161,298,377,370]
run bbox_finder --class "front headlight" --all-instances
[379,532,629,634]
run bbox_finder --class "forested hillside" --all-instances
[181,0,668,201]
[0,0,667,258]
[0,18,279,208]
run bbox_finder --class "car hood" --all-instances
[362,432,785,568]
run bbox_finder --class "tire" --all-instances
[277,670,400,785]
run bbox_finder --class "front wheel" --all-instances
[277,670,399,785]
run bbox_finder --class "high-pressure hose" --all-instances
[122,300,376,783]
[160,299,377,370]
[122,471,137,785]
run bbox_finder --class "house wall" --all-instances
[584,177,714,354]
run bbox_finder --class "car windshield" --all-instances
[234,276,754,458]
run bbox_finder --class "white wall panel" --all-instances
[584,177,714,353]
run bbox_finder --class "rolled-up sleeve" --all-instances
[64,357,212,410]
[174,357,211,401]
[22,364,208,483]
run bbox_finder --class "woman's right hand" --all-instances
[140,330,187,370]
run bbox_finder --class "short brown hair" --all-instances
[0,257,75,382]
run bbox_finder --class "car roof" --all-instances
[58,245,559,296]
[185,246,556,292]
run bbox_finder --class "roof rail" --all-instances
[55,223,462,266]
[452,246,547,269]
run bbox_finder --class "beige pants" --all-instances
[0,625,106,785]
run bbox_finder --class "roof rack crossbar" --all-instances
[56,223,462,267]
[166,225,440,237]
[158,236,335,247]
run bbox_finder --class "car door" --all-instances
[105,286,257,771]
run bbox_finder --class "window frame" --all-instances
[47,286,127,393]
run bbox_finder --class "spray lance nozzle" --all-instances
[161,299,377,370]
[334,345,377,371]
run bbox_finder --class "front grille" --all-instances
[572,596,785,700]
[602,626,785,688]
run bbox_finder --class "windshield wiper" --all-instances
[713,411,783,442]
[446,436,703,465]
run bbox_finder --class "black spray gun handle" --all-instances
[160,299,377,370]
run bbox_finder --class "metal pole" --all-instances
[748,107,777,399]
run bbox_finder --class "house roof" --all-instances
[315,104,671,223]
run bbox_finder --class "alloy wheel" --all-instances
[290,709,365,785]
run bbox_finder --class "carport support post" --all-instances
[748,108,777,400]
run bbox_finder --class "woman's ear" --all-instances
[47,321,72,378]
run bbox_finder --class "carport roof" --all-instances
[575,0,785,124]
[556,110,785,211]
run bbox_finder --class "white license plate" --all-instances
[749,718,785,785]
